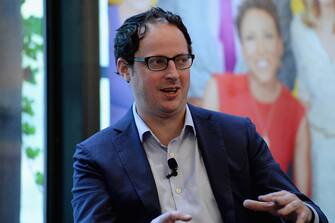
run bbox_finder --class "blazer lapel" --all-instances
[189,105,236,223]
[113,109,161,219]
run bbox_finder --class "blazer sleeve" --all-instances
[245,119,328,223]
[72,143,117,223]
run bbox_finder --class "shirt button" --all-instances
[176,187,182,194]
[169,152,175,158]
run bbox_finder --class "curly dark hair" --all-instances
[235,0,281,38]
[114,7,192,66]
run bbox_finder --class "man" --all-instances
[72,7,328,223]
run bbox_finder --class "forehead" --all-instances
[135,22,189,56]
[242,8,275,23]
[241,8,277,30]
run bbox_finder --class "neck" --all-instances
[138,106,186,146]
[248,75,281,103]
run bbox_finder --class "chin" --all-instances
[160,101,185,113]
[258,77,274,83]
[252,71,276,83]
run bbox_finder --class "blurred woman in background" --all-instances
[204,0,311,195]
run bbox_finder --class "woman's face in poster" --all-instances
[240,8,283,84]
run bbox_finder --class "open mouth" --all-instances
[161,87,179,94]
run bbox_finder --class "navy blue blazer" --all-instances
[72,105,328,223]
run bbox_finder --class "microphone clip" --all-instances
[166,158,178,179]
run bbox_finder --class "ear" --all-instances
[116,58,132,83]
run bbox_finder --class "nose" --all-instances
[164,60,179,80]
[255,39,266,55]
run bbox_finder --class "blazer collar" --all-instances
[188,104,236,222]
[113,105,236,222]
[113,108,161,219]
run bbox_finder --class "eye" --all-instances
[244,34,255,41]
[149,57,167,65]
[264,32,274,39]
[175,55,189,64]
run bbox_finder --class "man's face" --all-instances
[128,22,190,120]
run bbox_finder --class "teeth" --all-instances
[162,88,177,93]
[257,59,269,69]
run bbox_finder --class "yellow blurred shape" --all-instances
[109,0,123,5]
[291,0,305,15]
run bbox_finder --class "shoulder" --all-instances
[75,108,135,156]
[190,104,281,169]
[189,105,274,168]
[78,126,118,149]
[280,85,305,114]
[73,127,119,162]
[189,104,255,132]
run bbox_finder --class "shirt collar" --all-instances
[132,103,196,143]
